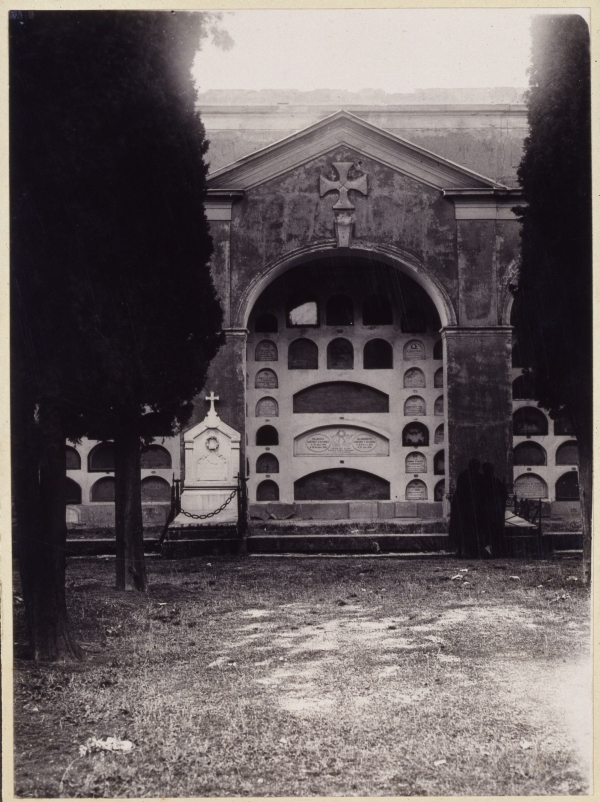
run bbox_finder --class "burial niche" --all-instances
[404,340,425,361]
[404,368,425,388]
[405,479,427,500]
[513,407,548,436]
[512,373,535,399]
[90,476,115,502]
[553,413,575,435]
[434,368,443,388]
[65,477,82,505]
[141,476,171,502]
[402,422,429,447]
[88,442,115,472]
[294,468,390,501]
[255,340,278,362]
[434,450,445,475]
[287,293,319,327]
[255,312,278,333]
[555,472,579,500]
[66,446,81,470]
[514,473,548,499]
[513,442,546,466]
[256,453,279,473]
[326,295,354,326]
[293,382,389,414]
[256,425,279,446]
[364,339,393,369]
[405,452,426,473]
[404,396,426,416]
[433,340,443,360]
[294,427,389,457]
[434,424,444,444]
[288,338,318,369]
[255,369,278,389]
[141,444,172,469]
[256,397,279,417]
[363,294,393,326]
[434,396,444,416]
[434,479,445,502]
[556,441,578,465]
[257,480,280,501]
[327,338,354,369]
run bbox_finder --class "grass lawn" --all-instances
[13,554,591,797]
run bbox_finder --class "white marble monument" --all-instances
[172,392,241,527]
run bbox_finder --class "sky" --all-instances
[193,8,589,94]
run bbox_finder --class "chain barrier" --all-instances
[177,486,238,520]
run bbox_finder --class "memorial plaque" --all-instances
[255,369,278,389]
[295,426,389,457]
[404,340,425,360]
[405,452,426,473]
[404,395,426,416]
[434,368,443,388]
[434,424,444,444]
[404,368,425,388]
[405,479,427,500]
[515,474,548,498]
[434,395,444,416]
[195,434,228,482]
[255,340,278,362]
[256,397,279,417]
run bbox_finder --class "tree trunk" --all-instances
[114,425,146,591]
[575,406,592,586]
[13,398,82,660]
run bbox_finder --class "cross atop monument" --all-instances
[320,162,368,210]
[205,391,219,416]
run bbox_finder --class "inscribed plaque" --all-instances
[404,396,426,416]
[404,368,425,388]
[256,397,279,417]
[255,340,278,362]
[405,452,426,473]
[294,426,389,457]
[405,479,427,500]
[514,474,548,498]
[255,369,278,389]
[404,340,425,360]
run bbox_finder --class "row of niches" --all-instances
[66,442,172,472]
[254,293,439,332]
[514,471,580,500]
[252,365,443,389]
[252,394,444,418]
[513,440,578,466]
[65,475,170,505]
[254,338,442,367]
[254,473,447,503]
[513,406,575,436]
[253,422,444,447]
[254,450,445,475]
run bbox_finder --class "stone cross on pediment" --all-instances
[319,162,368,210]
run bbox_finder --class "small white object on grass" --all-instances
[451,574,463,581]
[509,576,520,580]
[433,759,447,767]
[520,740,533,750]
[79,737,134,756]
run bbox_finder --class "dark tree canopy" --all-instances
[513,14,591,429]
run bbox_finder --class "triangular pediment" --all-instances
[206,110,505,192]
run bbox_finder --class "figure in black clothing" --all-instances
[481,462,508,557]
[449,459,484,558]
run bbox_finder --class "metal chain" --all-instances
[178,486,238,520]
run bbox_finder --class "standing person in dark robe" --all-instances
[481,462,508,557]
[449,459,484,558]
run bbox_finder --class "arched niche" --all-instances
[402,422,429,447]
[514,473,548,499]
[405,479,427,500]
[288,338,318,369]
[513,407,548,436]
[364,339,393,369]
[141,444,172,469]
[257,453,279,473]
[434,450,445,475]
[293,382,389,414]
[255,340,278,362]
[556,440,578,465]
[327,338,354,369]
[326,295,354,326]
[287,292,318,327]
[255,368,278,389]
[90,476,115,502]
[512,374,535,399]
[556,471,579,500]
[66,446,81,470]
[434,424,444,444]
[434,479,445,501]
[553,413,575,435]
[513,442,546,466]
[255,397,279,417]
[362,294,393,326]
[433,340,443,360]
[255,312,278,333]
[404,368,425,388]
[434,368,443,388]
[257,479,280,501]
[65,477,82,505]
[141,476,171,502]
[405,452,426,473]
[404,396,426,416]
[434,396,444,416]
[88,442,115,472]
[404,340,425,361]
[256,425,279,446]
[294,468,390,501]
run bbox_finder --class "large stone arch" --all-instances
[237,243,457,331]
